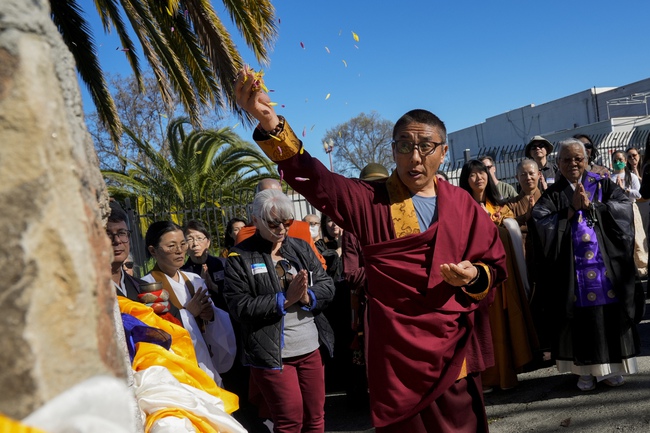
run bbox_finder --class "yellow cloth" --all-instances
[0,415,48,433]
[118,297,239,413]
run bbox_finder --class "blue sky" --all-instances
[81,0,650,169]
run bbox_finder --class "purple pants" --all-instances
[250,349,325,433]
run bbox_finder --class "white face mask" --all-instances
[309,226,320,239]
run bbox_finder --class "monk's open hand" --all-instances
[234,68,279,132]
[440,261,478,287]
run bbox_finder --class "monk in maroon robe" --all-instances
[235,70,507,433]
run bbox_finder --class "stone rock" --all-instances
[0,0,128,419]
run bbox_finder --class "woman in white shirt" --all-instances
[611,151,647,276]
[141,221,236,386]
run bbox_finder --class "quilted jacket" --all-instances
[224,232,335,369]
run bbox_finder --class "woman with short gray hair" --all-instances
[224,189,335,433]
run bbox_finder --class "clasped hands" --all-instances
[285,269,311,308]
[440,261,478,287]
[571,182,591,213]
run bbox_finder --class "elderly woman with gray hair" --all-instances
[530,138,644,392]
[224,188,335,433]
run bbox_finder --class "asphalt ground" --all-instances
[323,298,650,433]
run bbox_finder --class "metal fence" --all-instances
[119,129,650,276]
[441,129,650,188]
[119,186,318,277]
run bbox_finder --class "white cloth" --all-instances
[134,366,247,433]
[142,271,237,386]
[23,376,140,433]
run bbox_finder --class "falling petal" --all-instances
[120,48,129,52]
[115,47,119,50]
[166,6,173,15]
[302,127,306,137]
[325,46,330,54]
[277,146,283,156]
[310,125,316,131]
[338,131,342,138]
[322,205,327,210]
[269,134,281,141]
[232,122,240,129]
[352,31,360,42]
[281,104,286,108]
[300,147,305,155]
[263,101,278,107]
[300,41,305,49]
[195,151,202,154]
[184,10,188,19]
[171,27,174,32]
[269,89,275,92]
[354,45,359,49]
[280,170,284,182]
[325,93,331,100]
[295,177,310,181]
[342,60,347,67]
[338,29,342,36]
[278,18,281,24]
[161,114,168,118]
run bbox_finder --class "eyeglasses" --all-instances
[158,242,189,253]
[275,259,293,289]
[107,230,131,243]
[265,218,294,229]
[392,140,444,156]
[123,261,134,269]
[483,165,494,169]
[628,153,639,158]
[583,143,593,150]
[529,144,544,150]
[186,236,207,245]
[560,156,585,164]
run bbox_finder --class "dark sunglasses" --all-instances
[275,259,293,288]
[584,143,593,150]
[123,261,134,269]
[266,218,294,229]
[529,144,545,150]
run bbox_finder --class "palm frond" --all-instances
[50,0,122,143]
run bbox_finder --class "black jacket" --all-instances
[224,232,335,369]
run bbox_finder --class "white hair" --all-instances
[557,138,588,159]
[252,189,294,231]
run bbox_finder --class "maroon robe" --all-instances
[277,151,507,427]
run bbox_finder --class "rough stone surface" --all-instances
[0,0,128,419]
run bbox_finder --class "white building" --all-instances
[447,77,650,165]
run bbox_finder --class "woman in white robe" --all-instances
[142,221,236,386]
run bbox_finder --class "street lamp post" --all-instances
[323,138,334,172]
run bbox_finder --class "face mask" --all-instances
[309,226,320,239]
[613,161,626,171]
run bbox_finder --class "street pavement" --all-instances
[324,299,650,433]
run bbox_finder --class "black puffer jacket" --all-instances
[224,232,335,369]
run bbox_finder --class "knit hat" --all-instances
[525,136,554,158]
[359,163,389,181]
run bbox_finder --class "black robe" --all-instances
[529,173,643,366]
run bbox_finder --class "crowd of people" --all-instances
[105,69,649,433]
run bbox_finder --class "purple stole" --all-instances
[572,173,618,308]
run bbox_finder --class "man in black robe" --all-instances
[530,138,644,391]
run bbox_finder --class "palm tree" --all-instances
[50,0,277,144]
[102,117,275,210]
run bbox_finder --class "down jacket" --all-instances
[224,231,335,369]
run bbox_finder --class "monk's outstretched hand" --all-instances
[234,68,279,132]
[440,261,478,287]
